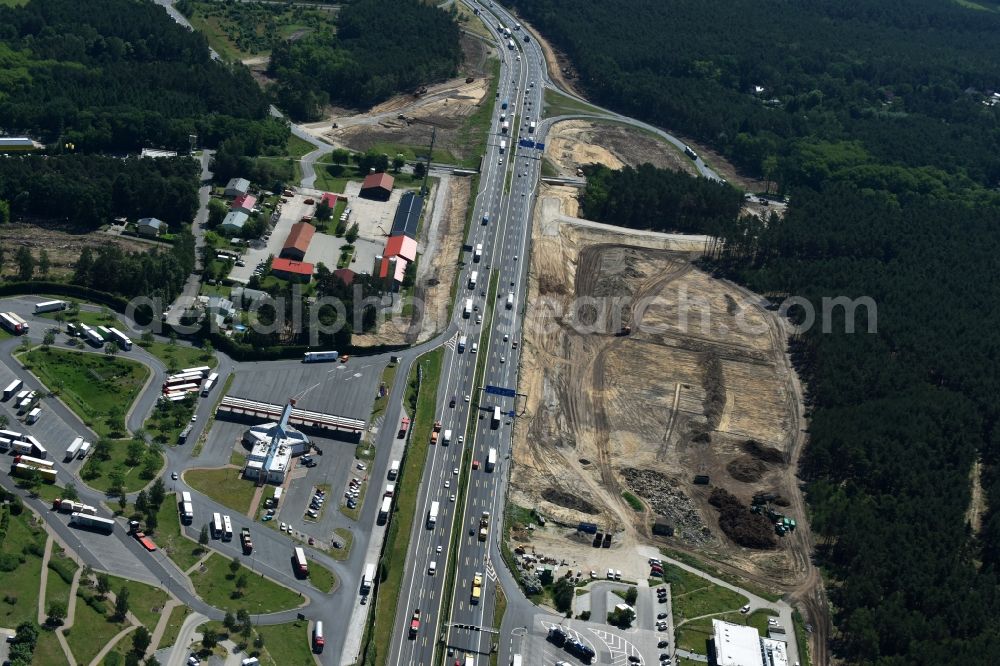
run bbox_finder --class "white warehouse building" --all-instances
[242,401,310,483]
[711,619,788,666]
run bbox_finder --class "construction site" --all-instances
[509,123,808,588]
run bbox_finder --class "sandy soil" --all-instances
[509,189,801,584]
[546,120,699,178]
[0,222,159,281]
[302,35,493,165]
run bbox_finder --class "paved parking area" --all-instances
[227,357,385,421]
[303,231,346,268]
[228,194,315,284]
[514,611,672,665]
[342,181,403,243]
[275,437,361,542]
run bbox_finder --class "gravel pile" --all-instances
[621,467,715,545]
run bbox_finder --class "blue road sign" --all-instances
[485,385,517,398]
[507,410,517,418]
[535,142,545,150]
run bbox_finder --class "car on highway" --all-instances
[444,480,451,489]
[465,394,471,402]
[450,494,456,502]
[500,356,505,363]
[453,467,459,475]
[436,545,442,553]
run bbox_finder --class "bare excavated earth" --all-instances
[546,120,699,178]
[509,190,802,584]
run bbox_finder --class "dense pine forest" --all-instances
[268,0,462,119]
[510,0,1000,662]
[0,0,284,155]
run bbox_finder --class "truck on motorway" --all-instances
[427,501,439,528]
[473,244,483,262]
[506,291,514,309]
[471,572,483,604]
[487,447,497,472]
[70,512,115,534]
[443,429,452,445]
[65,437,84,461]
[388,459,400,480]
[458,335,467,352]
[499,139,507,153]
[34,300,67,314]
[0,312,29,335]
[501,121,509,133]
[479,511,490,541]
[398,417,410,438]
[492,406,502,429]
[377,496,392,525]
[241,527,253,554]
[469,271,478,289]
[361,563,375,594]
[529,121,536,133]
[463,298,473,318]
[3,379,23,401]
[408,609,421,638]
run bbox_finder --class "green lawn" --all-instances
[256,619,315,666]
[368,348,444,666]
[23,346,150,438]
[676,609,776,654]
[185,467,256,515]
[543,88,608,118]
[330,528,353,561]
[664,562,748,623]
[138,340,217,373]
[659,547,783,601]
[45,547,78,615]
[80,437,164,494]
[157,604,192,651]
[65,584,129,665]
[190,553,304,614]
[0,507,47,627]
[33,630,68,665]
[153,494,205,572]
[308,561,336,593]
[287,134,317,160]
[455,56,501,168]
[622,490,644,512]
[107,575,169,631]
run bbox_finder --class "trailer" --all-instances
[240,527,253,554]
[398,417,411,438]
[473,243,483,262]
[34,300,67,314]
[129,521,158,551]
[25,436,46,458]
[377,496,392,525]
[463,298,473,318]
[14,455,55,469]
[499,139,507,153]
[17,391,37,414]
[77,441,92,459]
[200,372,219,396]
[293,547,308,576]
[65,437,84,461]
[26,407,41,424]
[303,351,339,363]
[458,335,467,352]
[501,121,510,134]
[361,563,375,594]
[222,514,233,540]
[427,501,439,528]
[181,366,212,378]
[506,291,514,309]
[388,459,400,480]
[212,512,224,538]
[469,271,479,289]
[443,429,452,445]
[107,327,133,351]
[182,502,194,524]
[81,324,104,346]
[3,379,23,401]
[12,440,32,455]
[13,463,56,483]
[529,121,536,133]
[0,438,10,453]
[492,406,502,429]
[70,512,115,534]
[0,428,23,441]
[486,447,497,472]
[0,312,28,335]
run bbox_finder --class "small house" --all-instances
[136,217,167,238]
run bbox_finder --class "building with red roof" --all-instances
[333,268,356,286]
[360,172,394,201]
[271,257,314,283]
[280,221,316,261]
[375,255,407,287]
[320,192,343,209]
[231,194,257,216]
[384,234,418,263]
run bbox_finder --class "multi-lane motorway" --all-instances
[389,2,546,663]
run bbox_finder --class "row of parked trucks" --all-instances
[3,380,41,423]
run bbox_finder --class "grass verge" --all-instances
[675,608,777,653]
[663,562,748,623]
[308,561,337,593]
[157,604,192,651]
[185,467,257,515]
[80,438,164,494]
[65,584,128,665]
[138,340,217,373]
[793,609,812,666]
[366,348,444,666]
[256,619,315,666]
[153,493,204,572]
[189,553,304,614]
[107,575,170,631]
[543,88,608,118]
[659,547,783,602]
